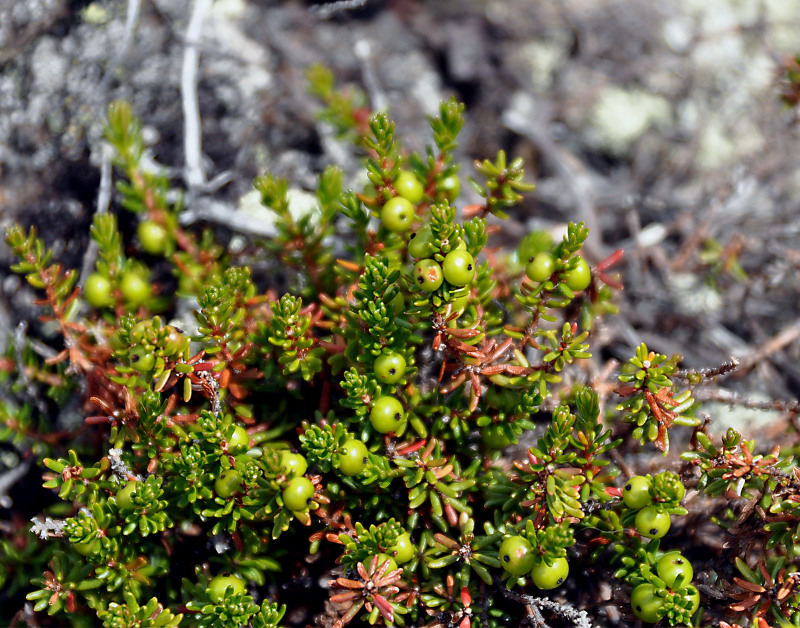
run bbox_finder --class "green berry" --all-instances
[388,533,415,564]
[530,557,570,590]
[279,451,308,477]
[564,256,591,292]
[374,352,406,384]
[394,171,424,203]
[116,481,139,510]
[657,552,693,589]
[130,347,155,373]
[226,426,250,454]
[622,475,653,510]
[109,330,126,350]
[448,293,470,321]
[208,573,246,603]
[120,271,151,306]
[163,325,188,356]
[214,469,242,498]
[635,505,671,539]
[130,320,149,344]
[381,196,415,233]
[73,539,99,556]
[442,250,475,286]
[525,253,555,283]
[337,439,369,476]
[370,396,406,434]
[390,291,404,316]
[518,231,553,265]
[282,476,315,512]
[498,536,535,576]
[408,225,434,259]
[439,173,460,201]
[413,259,444,292]
[630,583,664,623]
[137,220,168,254]
[372,553,398,573]
[481,424,512,449]
[85,272,113,308]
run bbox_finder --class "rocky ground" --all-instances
[1,0,800,624]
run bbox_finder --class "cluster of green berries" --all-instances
[277,451,315,512]
[367,532,416,573]
[370,351,408,434]
[409,226,475,293]
[630,552,700,623]
[622,474,683,539]
[115,319,188,375]
[84,219,171,310]
[621,474,699,623]
[524,251,592,292]
[85,268,152,309]
[379,171,424,233]
[498,536,569,590]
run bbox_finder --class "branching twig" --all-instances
[674,356,740,384]
[354,39,387,112]
[693,388,800,414]
[182,0,212,194]
[79,143,112,290]
[502,92,603,260]
[179,197,277,238]
[14,322,49,417]
[310,0,372,20]
[99,0,142,92]
[501,586,593,628]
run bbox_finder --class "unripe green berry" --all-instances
[372,553,398,573]
[120,271,151,306]
[381,197,415,233]
[226,426,250,454]
[408,225,433,259]
[635,505,671,539]
[163,326,188,356]
[279,451,308,477]
[208,573,246,603]
[73,539,99,556]
[656,552,693,589]
[394,171,424,203]
[530,556,569,590]
[370,396,406,434]
[130,347,155,373]
[214,469,242,498]
[680,585,700,614]
[564,256,591,292]
[374,352,406,384]
[413,259,444,292]
[138,220,168,254]
[525,253,555,283]
[630,583,664,623]
[282,476,315,512]
[439,173,460,201]
[116,480,139,510]
[388,532,415,564]
[442,250,475,286]
[337,439,369,476]
[84,272,113,308]
[622,475,653,510]
[498,536,535,576]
